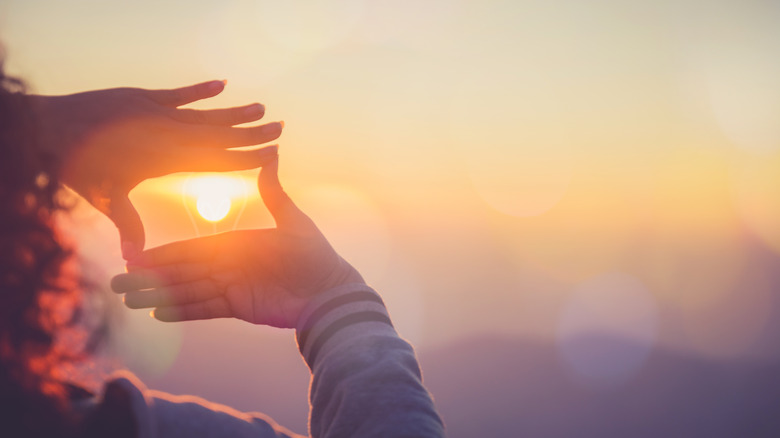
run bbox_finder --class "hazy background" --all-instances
[3,0,780,435]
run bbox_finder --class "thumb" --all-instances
[258,155,308,230]
[107,193,145,260]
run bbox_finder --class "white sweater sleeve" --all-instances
[103,284,444,437]
[296,283,445,438]
[98,372,304,438]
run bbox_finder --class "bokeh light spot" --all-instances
[557,272,657,388]
[705,49,780,154]
[112,303,184,378]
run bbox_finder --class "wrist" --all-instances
[295,283,394,369]
[320,256,366,292]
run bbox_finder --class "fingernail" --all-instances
[209,80,226,93]
[122,242,138,261]
[244,103,264,117]
[261,122,282,134]
[279,120,285,129]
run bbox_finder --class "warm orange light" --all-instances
[196,194,231,222]
[183,175,248,223]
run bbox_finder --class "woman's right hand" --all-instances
[110,156,364,328]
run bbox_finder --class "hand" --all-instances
[110,156,364,328]
[30,80,283,259]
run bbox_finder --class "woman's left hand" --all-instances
[30,80,283,259]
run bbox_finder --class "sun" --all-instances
[183,175,248,223]
[196,194,232,222]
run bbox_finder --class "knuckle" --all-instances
[174,108,204,124]
[190,110,208,124]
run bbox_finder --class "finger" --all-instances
[258,155,309,230]
[146,80,226,107]
[152,298,233,322]
[182,121,283,148]
[111,263,211,293]
[170,103,265,126]
[130,230,269,271]
[123,279,221,309]
[176,145,278,172]
[106,193,145,260]
[128,234,224,268]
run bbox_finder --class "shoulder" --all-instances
[92,370,303,438]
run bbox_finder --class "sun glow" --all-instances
[183,175,249,223]
[196,195,231,222]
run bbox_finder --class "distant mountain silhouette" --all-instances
[418,334,780,438]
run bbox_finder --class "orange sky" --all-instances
[3,1,780,418]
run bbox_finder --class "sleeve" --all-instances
[295,283,446,438]
[101,372,306,438]
[147,391,305,438]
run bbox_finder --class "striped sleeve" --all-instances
[296,285,395,369]
[295,283,445,438]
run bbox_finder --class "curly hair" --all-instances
[0,55,85,437]
[0,51,139,437]
[0,52,140,437]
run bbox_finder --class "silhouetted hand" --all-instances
[31,80,282,259]
[110,156,364,328]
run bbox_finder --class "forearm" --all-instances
[296,284,445,438]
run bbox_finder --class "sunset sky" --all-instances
[3,0,779,435]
